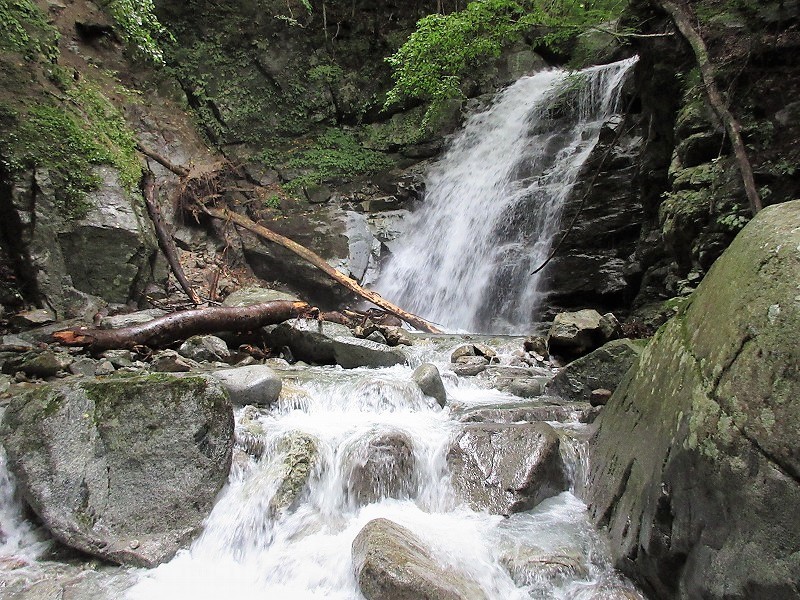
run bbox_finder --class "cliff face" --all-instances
[621,0,800,320]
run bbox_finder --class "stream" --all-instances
[0,58,644,599]
[1,338,643,599]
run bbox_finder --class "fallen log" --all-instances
[141,170,201,305]
[202,206,442,333]
[53,300,309,351]
[657,0,762,215]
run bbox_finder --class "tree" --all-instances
[385,0,629,122]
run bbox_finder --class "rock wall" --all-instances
[584,200,800,599]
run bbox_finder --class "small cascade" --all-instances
[377,57,638,333]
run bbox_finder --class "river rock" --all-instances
[264,319,352,364]
[178,335,231,363]
[0,373,234,567]
[352,518,487,600]
[412,363,447,407]
[547,309,615,358]
[267,431,318,516]
[499,543,589,589]
[447,423,568,515]
[382,327,414,347]
[346,430,416,505]
[331,336,407,369]
[545,339,644,402]
[585,201,800,599]
[2,349,73,378]
[209,365,282,407]
[149,349,199,372]
[98,309,166,329]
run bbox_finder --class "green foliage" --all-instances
[0,0,59,61]
[283,128,394,191]
[97,0,173,64]
[0,81,141,219]
[385,0,628,121]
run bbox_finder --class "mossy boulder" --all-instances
[585,200,800,599]
[0,373,234,567]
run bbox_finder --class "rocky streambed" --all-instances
[0,312,645,599]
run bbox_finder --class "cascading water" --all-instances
[377,57,638,333]
[0,61,646,600]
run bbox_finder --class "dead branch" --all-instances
[135,142,189,177]
[141,170,201,305]
[657,0,762,215]
[53,300,310,351]
[202,205,442,333]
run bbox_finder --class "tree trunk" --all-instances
[202,206,442,333]
[53,300,310,351]
[657,0,762,215]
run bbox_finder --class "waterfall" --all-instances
[376,57,638,333]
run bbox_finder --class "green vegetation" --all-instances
[0,0,144,219]
[282,129,394,191]
[0,79,141,219]
[385,0,628,122]
[97,0,172,64]
[0,0,59,60]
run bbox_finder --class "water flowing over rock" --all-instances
[377,57,637,333]
[345,430,417,505]
[352,518,488,600]
[585,201,800,599]
[0,374,233,567]
[447,422,569,515]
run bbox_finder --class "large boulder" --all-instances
[352,518,487,600]
[264,319,352,364]
[331,336,407,369]
[0,373,234,567]
[447,423,568,515]
[547,310,619,359]
[546,339,644,403]
[585,201,800,599]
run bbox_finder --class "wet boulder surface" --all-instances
[586,201,800,599]
[0,373,234,567]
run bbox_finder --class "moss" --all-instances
[0,0,59,61]
[282,128,394,192]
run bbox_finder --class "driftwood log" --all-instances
[53,300,310,351]
[132,143,441,333]
[141,170,201,304]
[202,206,442,333]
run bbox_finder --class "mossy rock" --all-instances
[0,373,234,567]
[586,200,800,599]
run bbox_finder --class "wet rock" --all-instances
[458,401,595,424]
[2,350,73,378]
[383,327,414,347]
[268,431,318,515]
[209,365,282,407]
[450,344,476,362]
[589,388,613,407]
[149,350,199,373]
[99,350,135,369]
[0,373,233,567]
[451,357,489,377]
[332,336,407,369]
[586,201,800,599]
[547,309,615,359]
[347,430,416,505]
[523,335,548,358]
[352,518,487,600]
[499,543,589,589]
[264,319,352,364]
[412,363,447,407]
[69,357,100,377]
[178,335,231,363]
[447,423,568,515]
[10,309,55,329]
[545,339,644,403]
[221,286,299,307]
[365,330,387,345]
